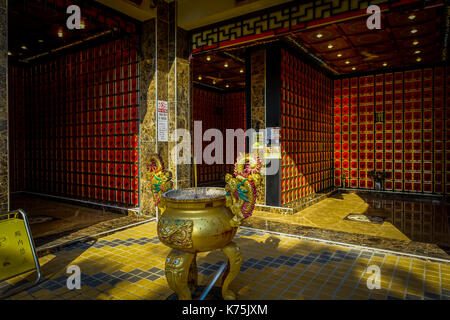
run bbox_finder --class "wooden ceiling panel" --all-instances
[360,43,393,55]
[310,37,350,53]
[338,18,371,35]
[293,5,444,75]
[8,0,134,63]
[396,33,439,49]
[390,20,438,39]
[333,56,363,67]
[347,30,392,47]
[386,7,437,27]
[296,25,340,44]
[193,52,245,90]
[319,48,357,61]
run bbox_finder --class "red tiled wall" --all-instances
[10,37,140,206]
[192,87,246,184]
[280,49,334,206]
[334,66,449,194]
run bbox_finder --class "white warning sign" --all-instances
[157,100,168,142]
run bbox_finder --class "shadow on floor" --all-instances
[143,236,430,300]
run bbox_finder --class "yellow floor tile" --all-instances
[7,220,448,301]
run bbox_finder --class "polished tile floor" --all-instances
[10,193,145,249]
[253,191,450,247]
[11,193,122,239]
[4,220,450,300]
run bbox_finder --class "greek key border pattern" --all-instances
[191,0,405,52]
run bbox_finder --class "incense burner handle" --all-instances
[148,154,173,213]
[225,154,262,227]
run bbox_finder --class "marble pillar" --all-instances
[250,49,266,205]
[139,1,191,216]
[0,0,8,212]
[139,18,157,216]
[172,24,191,189]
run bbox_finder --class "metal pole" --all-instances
[199,262,227,300]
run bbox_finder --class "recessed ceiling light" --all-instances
[8,51,12,56]
[416,57,422,62]
[198,76,202,80]
[408,14,416,20]
[412,40,419,45]
[38,39,44,43]
[316,33,323,38]
[21,45,27,50]
[206,56,211,61]
[345,61,350,64]
[212,80,216,85]
[224,62,229,68]
[352,67,356,70]
[226,84,230,88]
[80,21,86,29]
[58,30,64,38]
[410,29,418,34]
[383,62,387,67]
[328,44,333,49]
[240,69,244,73]
[414,50,421,54]
[337,53,342,57]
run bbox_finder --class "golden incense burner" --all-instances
[147,154,262,300]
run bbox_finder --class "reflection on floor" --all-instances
[10,193,145,249]
[252,191,450,256]
[10,191,449,259]
[5,221,450,300]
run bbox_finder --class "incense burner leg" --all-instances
[165,249,197,300]
[221,241,242,300]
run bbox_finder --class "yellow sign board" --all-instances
[0,212,37,282]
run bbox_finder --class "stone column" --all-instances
[139,1,191,216]
[0,0,8,212]
[249,49,266,205]
[169,1,191,190]
[248,47,284,207]
[139,3,170,217]
[139,18,157,216]
[155,2,170,169]
[172,24,191,189]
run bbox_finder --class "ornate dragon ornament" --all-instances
[225,154,262,227]
[158,217,194,249]
[147,154,173,213]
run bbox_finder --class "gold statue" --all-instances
[225,154,262,227]
[149,154,262,300]
[147,154,173,213]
